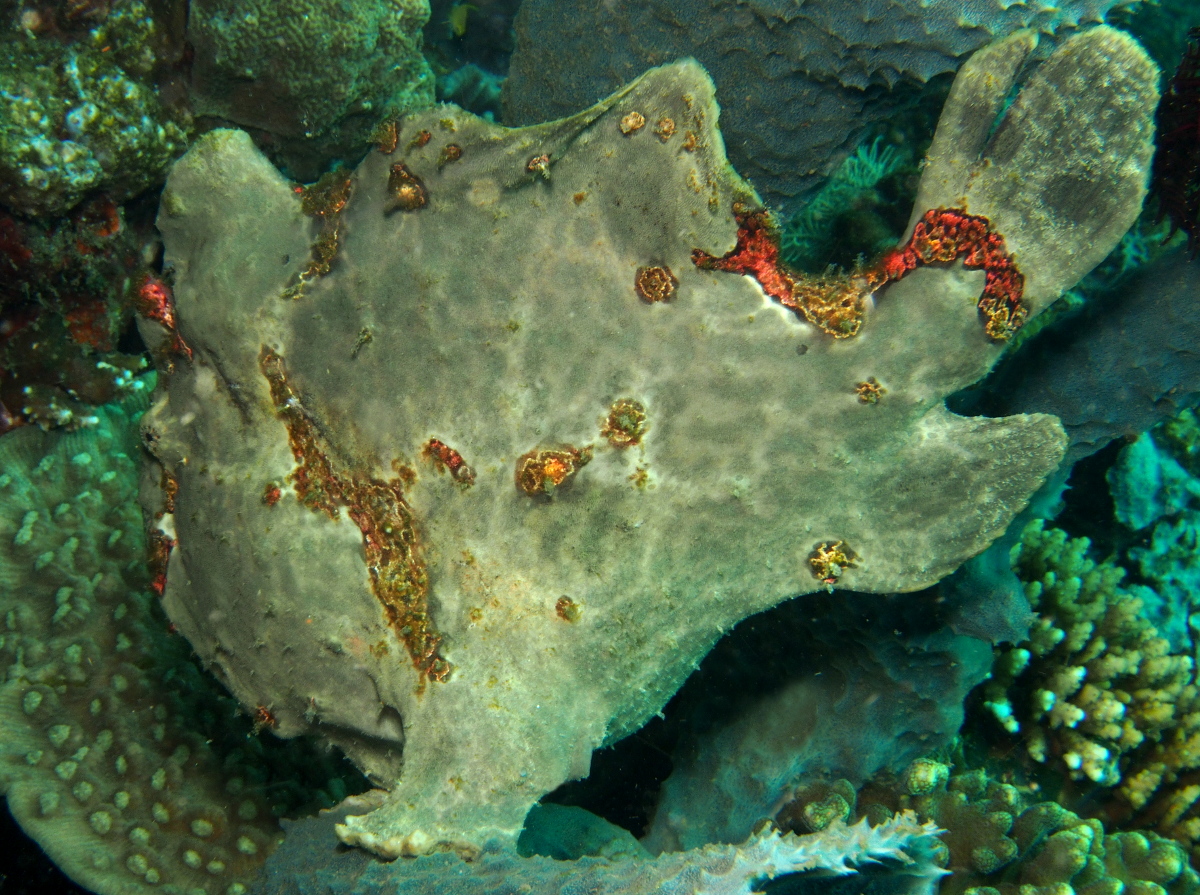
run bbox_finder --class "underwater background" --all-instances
[5,0,1200,893]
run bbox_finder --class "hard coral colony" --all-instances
[0,2,1194,895]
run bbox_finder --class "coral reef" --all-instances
[0,385,366,894]
[187,0,435,181]
[1106,407,1200,650]
[0,0,190,218]
[642,589,992,853]
[0,199,152,434]
[779,762,1200,895]
[973,522,1200,863]
[504,0,1142,211]
[251,803,947,895]
[137,27,1153,859]
[979,522,1195,790]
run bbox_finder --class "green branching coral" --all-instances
[778,762,1200,895]
[973,522,1200,863]
[0,1,190,217]
[979,522,1195,790]
[0,385,365,895]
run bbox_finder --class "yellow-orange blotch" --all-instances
[635,265,678,304]
[388,163,428,212]
[601,399,648,449]
[515,445,592,498]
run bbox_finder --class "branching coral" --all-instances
[976,522,1200,862]
[778,762,1200,895]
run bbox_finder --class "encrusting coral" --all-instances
[0,385,366,895]
[0,0,190,217]
[777,761,1200,895]
[186,0,435,180]
[137,27,1155,859]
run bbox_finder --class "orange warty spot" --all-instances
[635,265,678,303]
[855,378,885,404]
[809,540,856,592]
[619,111,646,135]
[515,445,592,498]
[555,597,582,623]
[601,398,648,449]
[388,163,429,212]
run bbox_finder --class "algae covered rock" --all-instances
[187,0,435,179]
[0,1,190,217]
[141,29,1154,859]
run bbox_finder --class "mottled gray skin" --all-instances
[141,30,1153,859]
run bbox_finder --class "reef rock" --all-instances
[505,0,1142,209]
[140,29,1155,859]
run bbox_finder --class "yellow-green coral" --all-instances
[980,522,1195,791]
[0,386,365,894]
[777,762,1200,895]
[0,1,190,217]
[973,522,1200,863]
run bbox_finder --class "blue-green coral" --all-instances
[0,1,190,217]
[0,383,365,895]
[973,522,1200,864]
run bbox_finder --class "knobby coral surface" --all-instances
[979,522,1200,862]
[0,388,366,895]
[779,762,1200,895]
[139,29,1153,859]
[187,0,435,180]
[0,0,190,217]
